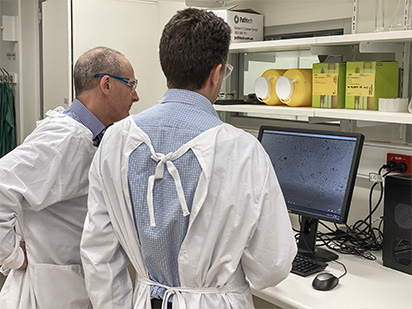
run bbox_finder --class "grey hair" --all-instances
[74,46,126,96]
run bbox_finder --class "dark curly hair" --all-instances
[159,8,231,90]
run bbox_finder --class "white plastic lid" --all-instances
[276,76,294,101]
[254,76,270,99]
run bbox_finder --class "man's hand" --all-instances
[17,240,28,270]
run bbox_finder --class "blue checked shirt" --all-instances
[129,89,223,300]
[63,99,105,145]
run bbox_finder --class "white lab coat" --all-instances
[0,108,95,308]
[80,116,297,309]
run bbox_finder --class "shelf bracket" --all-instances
[308,117,340,124]
[359,42,403,58]
[311,45,353,57]
[243,53,277,71]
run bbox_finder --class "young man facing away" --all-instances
[81,9,297,309]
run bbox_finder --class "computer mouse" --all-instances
[312,272,339,291]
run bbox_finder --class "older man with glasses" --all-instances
[0,46,139,309]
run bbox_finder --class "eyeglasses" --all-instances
[93,74,138,93]
[222,63,234,80]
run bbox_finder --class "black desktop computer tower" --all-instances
[383,174,412,275]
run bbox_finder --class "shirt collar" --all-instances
[65,98,105,139]
[160,89,220,119]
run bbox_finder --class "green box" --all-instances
[345,61,399,110]
[312,63,346,108]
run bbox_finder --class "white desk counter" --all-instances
[251,252,412,309]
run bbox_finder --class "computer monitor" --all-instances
[258,126,364,261]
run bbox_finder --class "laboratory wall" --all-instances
[41,0,186,118]
[20,0,41,141]
[41,0,411,125]
[10,0,412,139]
[71,0,181,115]
[42,0,71,114]
[240,0,353,28]
[239,0,402,34]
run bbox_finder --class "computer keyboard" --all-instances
[291,253,328,277]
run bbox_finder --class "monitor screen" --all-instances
[258,126,364,261]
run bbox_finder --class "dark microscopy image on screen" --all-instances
[261,133,357,219]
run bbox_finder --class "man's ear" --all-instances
[210,64,223,87]
[99,75,111,96]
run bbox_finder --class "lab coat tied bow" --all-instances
[80,116,297,309]
[147,151,190,227]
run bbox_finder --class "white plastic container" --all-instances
[378,98,409,112]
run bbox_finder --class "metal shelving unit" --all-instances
[229,30,412,53]
[214,104,412,125]
[217,30,412,125]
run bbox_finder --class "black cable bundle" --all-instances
[312,163,397,260]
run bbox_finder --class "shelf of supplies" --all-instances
[214,104,412,125]
[230,37,317,53]
[225,30,412,126]
[315,30,412,46]
[229,30,412,53]
[214,104,314,117]
[314,108,412,124]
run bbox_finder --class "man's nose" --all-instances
[132,91,139,102]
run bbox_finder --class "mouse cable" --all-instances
[332,259,347,279]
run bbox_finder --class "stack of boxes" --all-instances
[312,61,399,110]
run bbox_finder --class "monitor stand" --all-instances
[297,216,339,262]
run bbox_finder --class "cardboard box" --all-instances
[312,63,346,109]
[212,8,263,42]
[345,61,399,110]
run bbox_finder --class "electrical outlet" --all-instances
[386,153,412,174]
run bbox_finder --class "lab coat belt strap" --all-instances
[138,277,230,309]
[147,152,190,227]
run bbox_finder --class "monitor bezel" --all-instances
[258,125,364,225]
